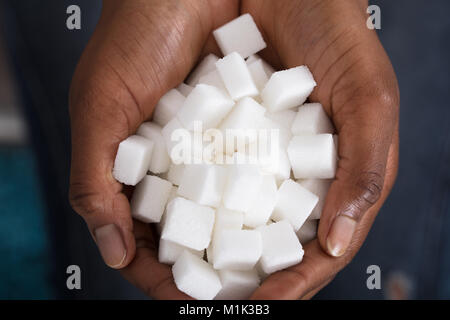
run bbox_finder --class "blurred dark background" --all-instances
[0,0,448,299]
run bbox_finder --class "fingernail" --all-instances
[94,224,127,269]
[326,215,357,257]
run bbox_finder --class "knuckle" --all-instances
[349,171,384,220]
[357,171,383,205]
[69,183,106,217]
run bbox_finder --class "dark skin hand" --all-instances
[69,0,399,299]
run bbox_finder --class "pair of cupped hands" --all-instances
[68,0,399,299]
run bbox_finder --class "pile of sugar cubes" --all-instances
[112,14,337,300]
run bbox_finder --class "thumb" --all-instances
[317,90,399,257]
[68,102,139,269]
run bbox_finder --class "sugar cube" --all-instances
[137,122,171,173]
[167,163,184,186]
[215,269,260,300]
[206,244,214,264]
[167,185,178,203]
[161,197,215,250]
[246,54,259,65]
[244,175,278,228]
[177,83,194,97]
[112,135,154,186]
[259,220,304,274]
[158,238,203,265]
[186,53,219,86]
[213,229,262,270]
[261,66,316,112]
[291,103,334,135]
[299,179,332,220]
[287,134,337,179]
[257,144,291,184]
[213,14,266,59]
[130,175,173,223]
[172,251,222,300]
[216,52,259,100]
[177,84,235,130]
[247,55,275,76]
[161,118,190,162]
[177,164,227,208]
[266,109,297,130]
[198,70,228,95]
[296,219,318,244]
[248,59,270,91]
[259,116,291,148]
[152,89,186,127]
[272,179,318,231]
[222,164,263,212]
[214,207,244,231]
[208,207,244,265]
[219,97,266,149]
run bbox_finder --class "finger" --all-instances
[251,132,398,300]
[300,276,334,300]
[120,221,193,300]
[317,84,399,257]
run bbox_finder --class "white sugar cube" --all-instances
[215,207,244,231]
[177,84,235,130]
[259,116,291,148]
[206,244,214,264]
[213,14,266,59]
[186,53,219,86]
[137,122,171,173]
[161,197,215,250]
[257,144,291,184]
[213,229,262,270]
[287,134,337,179]
[272,179,318,231]
[219,97,266,149]
[261,66,316,112]
[247,55,275,77]
[158,238,203,265]
[167,185,178,203]
[177,83,194,97]
[296,219,318,244]
[113,135,154,186]
[223,164,263,212]
[167,163,184,186]
[156,187,178,235]
[244,175,278,228]
[246,54,259,65]
[178,164,227,208]
[299,179,332,220]
[152,89,185,126]
[198,70,228,95]
[130,175,173,223]
[208,207,244,265]
[172,251,222,300]
[291,103,334,135]
[259,220,304,274]
[215,269,260,300]
[266,109,297,130]
[161,117,191,162]
[248,59,269,91]
[216,52,259,100]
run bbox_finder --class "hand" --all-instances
[241,0,399,299]
[68,0,239,299]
